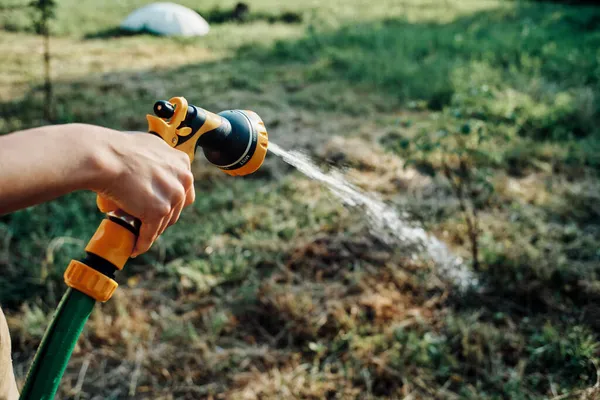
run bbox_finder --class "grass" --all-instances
[1,0,600,398]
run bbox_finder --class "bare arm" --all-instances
[0,124,107,212]
[0,123,195,256]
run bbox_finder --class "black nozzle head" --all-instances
[201,110,268,176]
[154,100,175,119]
[201,110,254,168]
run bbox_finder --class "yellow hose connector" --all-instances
[64,260,118,302]
[85,219,136,270]
[63,218,135,302]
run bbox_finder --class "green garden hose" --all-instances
[19,289,95,400]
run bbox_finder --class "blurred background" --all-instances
[1,0,599,398]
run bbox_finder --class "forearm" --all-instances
[0,124,115,215]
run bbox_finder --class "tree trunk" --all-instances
[468,214,480,272]
[43,21,53,121]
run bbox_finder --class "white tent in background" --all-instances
[120,2,210,37]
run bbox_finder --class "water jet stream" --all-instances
[269,142,477,290]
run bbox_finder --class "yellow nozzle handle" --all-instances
[97,196,119,213]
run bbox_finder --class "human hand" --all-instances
[86,126,195,257]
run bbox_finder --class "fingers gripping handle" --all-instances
[96,96,193,218]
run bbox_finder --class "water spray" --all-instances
[19,97,268,400]
[269,143,477,290]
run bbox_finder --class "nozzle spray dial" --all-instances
[147,97,268,176]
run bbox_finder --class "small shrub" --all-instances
[400,117,506,271]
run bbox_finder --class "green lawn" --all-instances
[1,0,600,398]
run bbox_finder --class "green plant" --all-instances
[404,119,505,271]
[30,0,56,120]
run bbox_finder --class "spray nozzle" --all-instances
[147,97,268,176]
